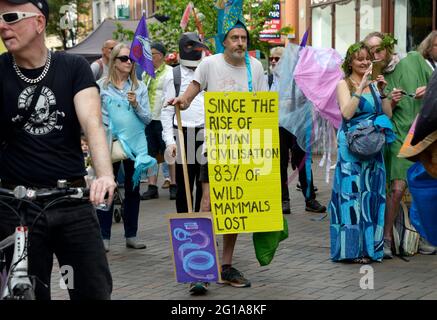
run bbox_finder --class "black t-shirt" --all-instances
[0,52,97,187]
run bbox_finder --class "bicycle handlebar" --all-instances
[0,186,90,201]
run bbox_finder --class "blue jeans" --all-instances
[0,200,112,300]
[162,162,170,179]
[97,159,140,239]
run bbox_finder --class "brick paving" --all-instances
[50,158,437,300]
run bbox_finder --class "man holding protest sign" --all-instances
[170,19,268,289]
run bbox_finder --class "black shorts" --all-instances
[145,120,166,159]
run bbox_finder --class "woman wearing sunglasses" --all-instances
[97,43,155,252]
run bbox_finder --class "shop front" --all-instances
[309,0,386,56]
[309,0,437,56]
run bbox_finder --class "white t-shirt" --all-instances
[161,65,205,146]
[90,59,108,80]
[193,53,268,153]
[194,53,268,92]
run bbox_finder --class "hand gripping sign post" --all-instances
[205,92,283,234]
[167,107,221,284]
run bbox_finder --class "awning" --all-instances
[65,18,140,62]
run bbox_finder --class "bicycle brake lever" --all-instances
[69,188,84,199]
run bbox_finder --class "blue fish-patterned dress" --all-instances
[329,87,394,262]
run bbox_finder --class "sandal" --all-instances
[353,257,371,264]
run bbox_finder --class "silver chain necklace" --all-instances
[12,50,52,84]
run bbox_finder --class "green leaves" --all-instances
[347,42,363,56]
[149,0,217,53]
[380,34,398,50]
[113,22,134,42]
[46,0,91,50]
[149,0,280,57]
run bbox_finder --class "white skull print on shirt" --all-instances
[14,85,65,135]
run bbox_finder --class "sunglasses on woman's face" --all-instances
[115,55,132,63]
[0,11,39,25]
[269,57,280,62]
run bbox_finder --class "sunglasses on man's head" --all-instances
[0,11,40,25]
[115,56,132,63]
[269,57,280,62]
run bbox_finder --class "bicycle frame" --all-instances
[0,226,33,300]
[0,181,90,300]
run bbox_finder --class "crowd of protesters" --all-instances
[1,0,436,301]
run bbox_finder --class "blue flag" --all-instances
[130,16,155,78]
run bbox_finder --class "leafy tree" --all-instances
[244,0,281,57]
[46,0,91,50]
[148,0,280,57]
[113,23,135,42]
[148,0,217,53]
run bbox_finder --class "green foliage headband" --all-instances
[380,34,397,50]
[373,34,398,54]
[342,42,368,76]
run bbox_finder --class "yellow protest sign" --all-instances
[205,92,282,234]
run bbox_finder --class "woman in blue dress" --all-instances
[329,42,395,263]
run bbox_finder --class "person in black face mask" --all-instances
[161,32,209,295]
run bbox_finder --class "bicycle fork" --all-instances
[1,226,33,299]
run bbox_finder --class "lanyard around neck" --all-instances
[245,52,253,92]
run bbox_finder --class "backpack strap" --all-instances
[96,58,104,80]
[173,65,181,97]
[369,83,382,115]
[268,74,273,89]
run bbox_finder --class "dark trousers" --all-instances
[175,126,203,213]
[0,200,112,300]
[279,127,316,203]
[97,159,140,239]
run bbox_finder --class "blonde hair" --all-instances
[270,46,285,57]
[103,43,139,90]
[418,31,437,60]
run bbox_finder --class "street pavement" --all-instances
[50,157,437,300]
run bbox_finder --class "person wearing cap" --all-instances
[0,0,115,299]
[170,20,268,289]
[141,41,177,200]
[161,32,208,294]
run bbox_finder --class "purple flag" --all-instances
[130,16,155,78]
[300,28,309,47]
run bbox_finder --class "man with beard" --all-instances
[364,32,435,258]
[170,21,267,289]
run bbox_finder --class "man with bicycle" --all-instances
[0,0,116,299]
